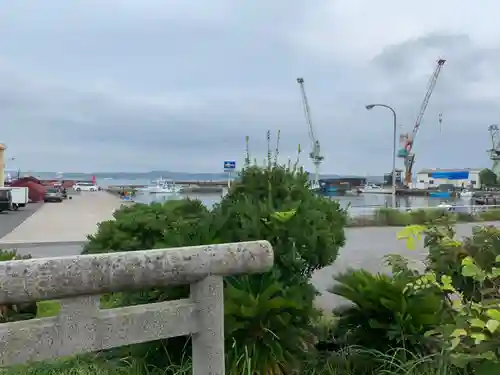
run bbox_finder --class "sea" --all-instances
[8,171,473,216]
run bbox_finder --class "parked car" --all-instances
[44,188,63,203]
[0,188,12,212]
[73,182,98,192]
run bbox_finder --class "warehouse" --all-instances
[415,168,481,189]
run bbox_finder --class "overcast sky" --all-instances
[1,0,499,174]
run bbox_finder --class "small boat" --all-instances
[437,201,453,210]
[308,181,321,191]
[459,190,474,199]
[136,178,183,194]
[359,184,387,194]
[429,191,451,199]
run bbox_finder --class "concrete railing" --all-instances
[0,240,274,374]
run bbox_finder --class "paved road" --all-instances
[0,203,42,238]
[312,221,500,310]
[2,221,499,310]
[0,192,123,243]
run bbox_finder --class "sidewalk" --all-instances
[0,192,124,244]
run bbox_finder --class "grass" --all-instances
[36,301,60,318]
[1,353,459,375]
[348,207,500,227]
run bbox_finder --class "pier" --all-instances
[0,191,124,245]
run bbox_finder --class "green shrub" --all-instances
[82,132,348,373]
[424,224,500,301]
[374,208,411,226]
[82,198,211,254]
[328,269,447,354]
[402,224,500,372]
[225,273,318,374]
[478,209,500,221]
[408,209,430,224]
[82,199,209,368]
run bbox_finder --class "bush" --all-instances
[478,208,500,221]
[424,224,500,301]
[328,268,447,355]
[402,224,500,372]
[82,132,348,373]
[82,198,211,254]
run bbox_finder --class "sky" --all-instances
[1,0,500,174]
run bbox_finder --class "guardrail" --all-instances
[0,241,274,374]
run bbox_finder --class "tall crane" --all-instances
[398,59,446,186]
[297,77,323,187]
[488,124,500,175]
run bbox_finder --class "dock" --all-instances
[0,191,124,244]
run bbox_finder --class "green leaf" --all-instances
[485,319,500,333]
[469,318,485,329]
[470,332,487,344]
[486,309,500,321]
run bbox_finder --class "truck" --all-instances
[9,187,29,210]
[0,188,12,212]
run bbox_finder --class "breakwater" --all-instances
[105,185,224,195]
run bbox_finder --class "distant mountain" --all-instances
[11,170,385,183]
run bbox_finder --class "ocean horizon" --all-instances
[5,170,385,186]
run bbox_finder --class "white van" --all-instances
[9,187,29,210]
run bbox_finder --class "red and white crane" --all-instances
[398,59,446,186]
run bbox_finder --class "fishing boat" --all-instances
[437,201,453,210]
[459,189,474,199]
[136,178,183,194]
[359,184,387,194]
[308,181,321,191]
[429,191,451,199]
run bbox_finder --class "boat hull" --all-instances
[429,191,451,199]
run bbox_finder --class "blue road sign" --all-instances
[223,160,236,171]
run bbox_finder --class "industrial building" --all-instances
[415,168,482,189]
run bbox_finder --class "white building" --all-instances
[415,168,482,189]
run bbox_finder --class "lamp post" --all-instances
[365,103,397,208]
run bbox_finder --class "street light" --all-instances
[365,103,397,208]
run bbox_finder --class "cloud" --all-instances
[0,1,499,174]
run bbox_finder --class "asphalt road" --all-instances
[0,203,43,239]
[2,220,499,309]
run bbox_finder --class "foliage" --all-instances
[210,132,347,282]
[422,224,500,301]
[479,168,497,187]
[82,199,210,368]
[349,207,500,227]
[82,131,348,373]
[82,198,211,254]
[328,268,447,355]
[401,224,500,373]
[225,272,318,374]
[0,249,37,322]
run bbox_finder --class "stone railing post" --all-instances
[191,276,224,375]
[0,240,274,374]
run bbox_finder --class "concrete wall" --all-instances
[0,241,274,374]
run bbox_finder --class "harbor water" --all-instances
[34,174,475,217]
[128,190,474,217]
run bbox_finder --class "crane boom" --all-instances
[297,78,316,146]
[296,77,323,188]
[399,59,446,186]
